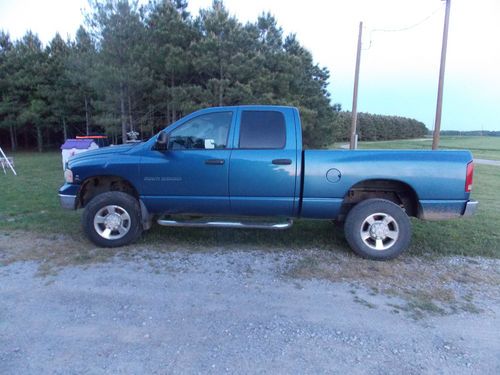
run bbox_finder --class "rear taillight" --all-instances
[465,162,474,193]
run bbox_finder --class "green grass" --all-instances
[0,151,498,258]
[0,153,80,233]
[410,162,499,257]
[353,136,500,161]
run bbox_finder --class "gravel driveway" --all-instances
[474,158,500,167]
[0,232,499,374]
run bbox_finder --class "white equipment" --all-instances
[60,139,99,170]
[0,146,16,175]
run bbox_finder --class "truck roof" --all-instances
[193,105,297,113]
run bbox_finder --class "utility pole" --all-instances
[350,21,363,150]
[432,0,451,150]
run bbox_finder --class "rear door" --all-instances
[229,108,298,216]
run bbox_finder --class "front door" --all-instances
[141,111,234,215]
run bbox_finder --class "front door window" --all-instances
[168,112,232,150]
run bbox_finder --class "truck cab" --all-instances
[139,105,301,217]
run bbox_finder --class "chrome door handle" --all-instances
[272,159,292,165]
[205,159,225,165]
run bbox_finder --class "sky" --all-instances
[0,0,499,131]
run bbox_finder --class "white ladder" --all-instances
[0,147,17,175]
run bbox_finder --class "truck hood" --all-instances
[68,143,140,165]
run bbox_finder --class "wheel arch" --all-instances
[77,175,140,209]
[340,178,420,220]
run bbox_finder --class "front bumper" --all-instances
[59,194,77,210]
[58,183,80,210]
[462,200,478,217]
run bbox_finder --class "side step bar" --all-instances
[157,218,293,230]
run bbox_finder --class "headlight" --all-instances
[64,169,74,183]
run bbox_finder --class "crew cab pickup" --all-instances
[59,105,477,260]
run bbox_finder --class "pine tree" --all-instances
[10,32,49,151]
[145,0,197,129]
[87,0,148,143]
[44,33,75,141]
[0,31,17,150]
[67,26,98,136]
[192,1,242,106]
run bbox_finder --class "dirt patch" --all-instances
[0,231,117,276]
[475,158,500,167]
[286,249,500,319]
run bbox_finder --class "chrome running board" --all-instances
[157,217,293,230]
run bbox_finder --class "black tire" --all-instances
[82,191,143,247]
[344,199,411,260]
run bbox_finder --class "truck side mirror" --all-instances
[154,131,169,150]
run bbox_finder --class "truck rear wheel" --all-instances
[82,192,142,247]
[344,198,411,260]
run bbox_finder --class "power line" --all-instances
[363,4,444,50]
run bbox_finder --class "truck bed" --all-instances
[300,149,473,220]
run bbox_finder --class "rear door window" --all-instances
[239,111,286,149]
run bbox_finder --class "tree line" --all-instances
[332,112,428,142]
[0,0,427,152]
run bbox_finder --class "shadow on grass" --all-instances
[140,219,350,254]
[0,220,355,282]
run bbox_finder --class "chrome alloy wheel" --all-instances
[360,212,399,251]
[93,205,131,240]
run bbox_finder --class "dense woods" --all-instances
[0,0,428,152]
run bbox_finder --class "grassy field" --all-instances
[0,151,499,258]
[352,136,500,161]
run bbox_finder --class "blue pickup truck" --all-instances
[59,105,477,260]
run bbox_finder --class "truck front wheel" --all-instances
[82,192,143,247]
[344,199,411,260]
